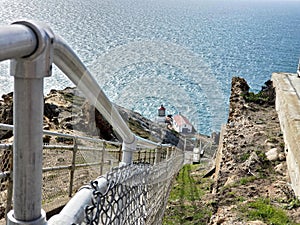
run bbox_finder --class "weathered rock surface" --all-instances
[0,87,183,147]
[209,77,300,224]
[0,92,13,139]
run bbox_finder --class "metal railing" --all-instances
[0,123,172,222]
[0,21,184,224]
[49,147,183,225]
[0,123,120,215]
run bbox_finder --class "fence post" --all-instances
[155,145,162,164]
[118,144,122,162]
[7,21,54,225]
[120,139,137,165]
[100,142,106,175]
[166,147,171,160]
[69,138,77,197]
[152,149,155,164]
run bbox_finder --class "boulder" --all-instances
[266,148,279,161]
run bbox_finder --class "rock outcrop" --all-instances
[209,77,299,224]
[0,92,13,139]
[0,87,182,147]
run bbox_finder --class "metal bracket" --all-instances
[10,20,54,79]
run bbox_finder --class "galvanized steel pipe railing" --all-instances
[48,176,109,225]
[1,20,54,225]
[53,36,137,165]
[0,24,37,61]
[53,35,171,163]
[0,20,172,225]
[0,123,120,146]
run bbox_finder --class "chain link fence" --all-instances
[0,124,123,222]
[0,123,182,224]
[0,144,13,221]
[50,147,184,225]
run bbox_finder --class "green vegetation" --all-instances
[235,195,246,202]
[163,164,214,225]
[286,198,300,210]
[279,142,285,150]
[255,149,268,162]
[242,92,269,104]
[239,176,256,185]
[163,152,299,224]
[219,175,257,193]
[267,136,279,144]
[240,152,250,162]
[239,198,300,225]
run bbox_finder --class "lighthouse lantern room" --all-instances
[157,104,166,123]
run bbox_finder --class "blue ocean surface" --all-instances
[0,0,299,135]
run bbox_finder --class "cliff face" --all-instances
[0,87,182,147]
[0,92,13,139]
[210,77,300,224]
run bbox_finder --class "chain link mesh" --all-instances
[42,137,121,213]
[0,125,183,225]
[83,149,183,225]
[0,147,12,222]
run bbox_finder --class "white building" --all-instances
[173,114,194,134]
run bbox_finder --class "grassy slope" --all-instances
[163,162,300,225]
[163,164,214,225]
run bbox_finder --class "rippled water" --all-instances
[0,0,300,134]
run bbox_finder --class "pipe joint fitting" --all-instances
[10,20,55,79]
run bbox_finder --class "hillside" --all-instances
[0,87,190,221]
[209,77,300,224]
[1,77,299,224]
[0,87,185,148]
[164,77,300,225]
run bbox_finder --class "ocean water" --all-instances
[0,0,300,135]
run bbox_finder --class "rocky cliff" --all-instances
[1,78,299,224]
[0,87,183,148]
[209,77,300,224]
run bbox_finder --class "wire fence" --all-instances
[49,146,183,225]
[85,154,183,225]
[41,140,121,213]
[0,144,13,221]
[0,21,186,225]
[0,123,179,224]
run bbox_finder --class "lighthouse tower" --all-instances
[157,104,166,123]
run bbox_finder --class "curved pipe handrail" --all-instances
[0,24,170,151]
[53,35,135,145]
[0,21,175,225]
[53,35,170,150]
[0,24,37,61]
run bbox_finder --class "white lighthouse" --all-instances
[156,104,166,123]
